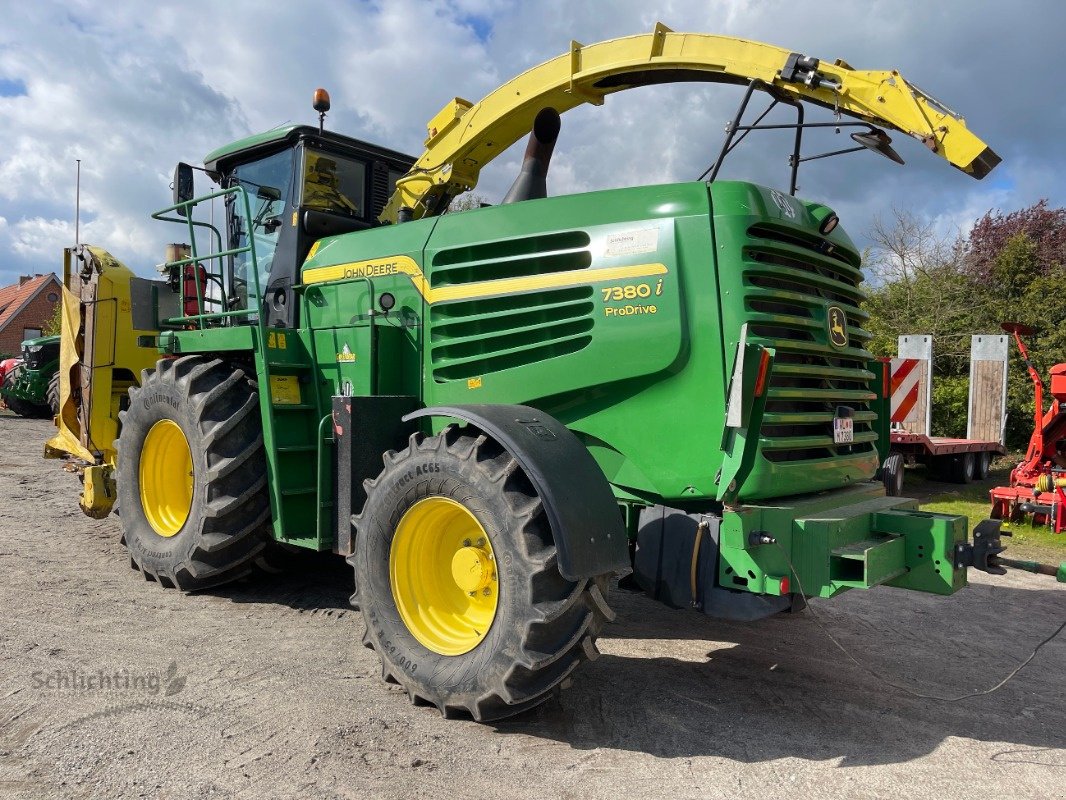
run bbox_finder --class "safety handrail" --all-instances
[151,185,261,332]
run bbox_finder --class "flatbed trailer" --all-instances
[890,432,1005,483]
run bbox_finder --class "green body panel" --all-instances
[420,186,701,499]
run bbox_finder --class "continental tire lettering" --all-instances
[142,393,179,410]
[397,463,442,486]
[603,304,657,317]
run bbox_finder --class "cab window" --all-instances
[227,148,295,309]
[301,149,366,218]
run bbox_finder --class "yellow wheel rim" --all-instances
[139,419,194,537]
[389,497,499,656]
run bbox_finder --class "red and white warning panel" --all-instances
[890,358,922,423]
[893,335,932,435]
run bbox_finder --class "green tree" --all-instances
[863,202,1066,449]
[42,300,63,337]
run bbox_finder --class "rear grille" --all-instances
[743,222,877,464]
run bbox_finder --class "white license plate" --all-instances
[833,417,854,444]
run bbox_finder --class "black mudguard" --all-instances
[404,404,630,581]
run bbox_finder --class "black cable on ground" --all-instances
[772,541,1066,701]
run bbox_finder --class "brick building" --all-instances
[0,274,63,356]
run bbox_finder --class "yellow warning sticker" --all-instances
[467,376,483,390]
[270,375,301,405]
[337,343,356,363]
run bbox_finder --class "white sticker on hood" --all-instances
[604,227,659,257]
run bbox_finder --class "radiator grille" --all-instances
[743,222,877,464]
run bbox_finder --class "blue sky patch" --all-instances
[460,14,492,42]
[0,77,27,98]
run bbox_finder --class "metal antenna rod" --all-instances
[75,159,81,245]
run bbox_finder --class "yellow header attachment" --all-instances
[382,23,998,223]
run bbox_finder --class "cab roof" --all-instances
[203,125,416,177]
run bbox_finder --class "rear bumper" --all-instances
[721,482,968,599]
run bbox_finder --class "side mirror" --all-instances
[173,162,194,217]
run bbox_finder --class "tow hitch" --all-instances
[954,519,1008,574]
[955,518,1066,582]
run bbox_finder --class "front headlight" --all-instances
[26,345,42,354]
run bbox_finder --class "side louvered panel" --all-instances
[429,279,595,382]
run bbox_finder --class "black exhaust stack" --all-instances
[501,107,561,205]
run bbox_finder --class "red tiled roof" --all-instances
[0,274,60,334]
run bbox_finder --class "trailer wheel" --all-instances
[116,356,273,591]
[351,426,613,722]
[881,453,905,496]
[975,451,991,480]
[949,452,975,484]
[47,372,60,417]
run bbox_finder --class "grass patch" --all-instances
[908,464,1066,563]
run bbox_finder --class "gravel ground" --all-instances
[0,413,1063,800]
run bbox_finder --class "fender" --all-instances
[404,404,630,581]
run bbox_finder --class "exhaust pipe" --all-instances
[501,107,560,205]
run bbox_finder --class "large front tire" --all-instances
[351,426,613,722]
[117,356,272,591]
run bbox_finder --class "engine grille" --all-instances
[428,231,595,382]
[742,223,878,464]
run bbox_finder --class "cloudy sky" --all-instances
[0,0,1062,287]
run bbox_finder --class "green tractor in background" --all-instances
[50,28,1014,721]
[1,334,61,417]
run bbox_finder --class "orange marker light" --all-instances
[312,88,331,113]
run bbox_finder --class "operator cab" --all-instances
[202,125,415,328]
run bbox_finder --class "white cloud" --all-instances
[0,0,1063,288]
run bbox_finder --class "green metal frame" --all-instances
[152,186,329,547]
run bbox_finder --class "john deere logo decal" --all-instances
[827,306,848,348]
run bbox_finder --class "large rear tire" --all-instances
[117,355,273,591]
[351,425,613,722]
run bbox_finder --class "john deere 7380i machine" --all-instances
[48,26,1010,720]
